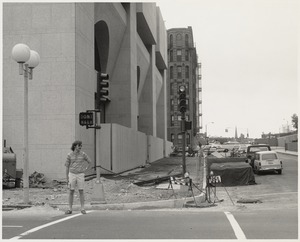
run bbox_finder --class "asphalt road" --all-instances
[3,209,297,239]
[2,153,298,240]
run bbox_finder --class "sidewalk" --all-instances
[275,149,298,156]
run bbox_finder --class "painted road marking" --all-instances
[3,226,23,228]
[9,210,93,240]
[224,211,246,239]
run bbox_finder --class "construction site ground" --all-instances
[3,152,297,215]
[2,157,204,210]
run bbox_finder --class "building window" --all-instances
[170,66,173,79]
[170,34,173,48]
[185,50,189,61]
[171,115,175,126]
[171,134,175,142]
[170,83,174,95]
[170,50,173,62]
[176,33,182,46]
[185,34,189,47]
[177,66,182,78]
[176,49,182,62]
[185,66,189,78]
[171,99,174,111]
[178,134,182,144]
[186,133,190,145]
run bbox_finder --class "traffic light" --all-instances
[97,72,110,102]
[178,85,186,113]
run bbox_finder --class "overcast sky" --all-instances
[156,0,298,138]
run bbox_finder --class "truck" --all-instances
[246,144,271,168]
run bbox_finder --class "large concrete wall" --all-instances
[97,123,172,174]
[3,2,168,180]
[95,3,138,130]
[75,3,96,173]
[3,3,79,179]
[277,134,298,151]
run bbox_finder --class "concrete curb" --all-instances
[49,193,206,211]
[2,204,32,211]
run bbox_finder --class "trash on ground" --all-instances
[237,198,262,203]
[29,171,46,188]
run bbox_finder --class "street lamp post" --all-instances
[205,122,214,144]
[12,44,40,204]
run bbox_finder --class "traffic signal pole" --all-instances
[178,84,187,176]
[181,112,186,175]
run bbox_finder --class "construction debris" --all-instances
[237,198,263,204]
[29,171,46,188]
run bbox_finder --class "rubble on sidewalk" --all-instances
[2,157,204,209]
[29,171,46,188]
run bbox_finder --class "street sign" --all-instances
[209,175,221,184]
[79,112,93,126]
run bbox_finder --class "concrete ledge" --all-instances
[49,193,206,211]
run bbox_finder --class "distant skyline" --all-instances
[157,0,298,138]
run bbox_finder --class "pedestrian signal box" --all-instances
[185,121,192,131]
[79,112,93,126]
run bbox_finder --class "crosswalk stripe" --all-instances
[9,210,93,240]
[224,211,247,239]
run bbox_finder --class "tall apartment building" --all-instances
[167,27,203,149]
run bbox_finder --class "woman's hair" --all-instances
[71,140,82,151]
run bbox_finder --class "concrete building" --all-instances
[166,27,202,150]
[3,2,172,180]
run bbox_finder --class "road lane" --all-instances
[9,212,92,240]
[232,208,298,239]
[20,210,237,240]
[3,153,297,240]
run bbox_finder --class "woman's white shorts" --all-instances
[68,172,85,190]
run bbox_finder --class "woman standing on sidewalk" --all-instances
[65,140,92,215]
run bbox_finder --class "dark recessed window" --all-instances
[185,34,189,47]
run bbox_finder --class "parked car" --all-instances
[246,144,271,168]
[253,151,283,174]
[203,145,229,155]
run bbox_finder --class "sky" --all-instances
[156,0,298,138]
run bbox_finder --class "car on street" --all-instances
[246,144,271,168]
[253,151,283,174]
[202,145,226,155]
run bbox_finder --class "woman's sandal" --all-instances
[81,210,87,214]
[65,210,72,215]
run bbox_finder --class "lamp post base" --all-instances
[91,180,106,204]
